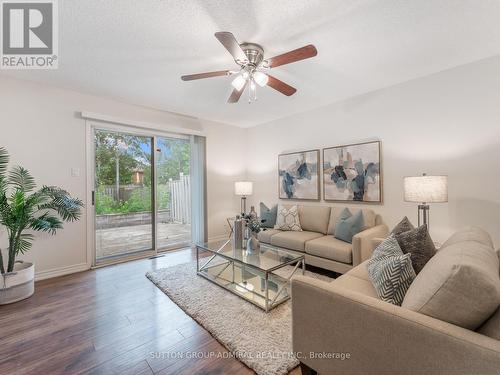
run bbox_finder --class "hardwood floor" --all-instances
[0,248,303,375]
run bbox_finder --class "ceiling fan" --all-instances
[181,32,318,103]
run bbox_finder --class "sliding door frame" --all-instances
[85,120,192,268]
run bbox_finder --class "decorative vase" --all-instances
[249,206,258,219]
[246,233,260,253]
[0,261,35,305]
[233,215,244,249]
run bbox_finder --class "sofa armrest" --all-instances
[351,224,389,266]
[292,275,500,375]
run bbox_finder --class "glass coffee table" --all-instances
[196,239,305,312]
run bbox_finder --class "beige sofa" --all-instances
[292,227,500,375]
[258,205,388,274]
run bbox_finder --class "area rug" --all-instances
[146,261,333,375]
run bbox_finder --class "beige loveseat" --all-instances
[292,227,500,375]
[258,205,388,274]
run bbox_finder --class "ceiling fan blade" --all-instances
[266,75,297,96]
[215,32,248,64]
[181,70,232,81]
[266,44,317,68]
[227,80,248,103]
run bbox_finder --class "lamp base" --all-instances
[240,196,247,216]
[417,204,430,228]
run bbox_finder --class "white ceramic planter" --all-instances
[0,262,35,305]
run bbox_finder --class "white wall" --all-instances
[245,55,500,246]
[204,119,247,239]
[0,76,245,279]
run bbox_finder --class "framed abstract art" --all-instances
[278,150,320,200]
[323,141,382,203]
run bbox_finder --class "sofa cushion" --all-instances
[257,229,280,244]
[274,205,302,231]
[347,261,371,281]
[259,202,278,228]
[298,205,331,235]
[305,236,352,264]
[327,207,375,235]
[334,208,365,243]
[394,225,436,274]
[390,216,415,235]
[270,231,324,252]
[402,240,500,330]
[441,226,494,249]
[478,306,500,340]
[367,235,416,306]
[476,248,500,339]
[333,274,378,299]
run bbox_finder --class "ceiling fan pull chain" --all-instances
[250,78,257,103]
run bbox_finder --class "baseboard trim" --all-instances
[34,236,228,281]
[35,263,90,281]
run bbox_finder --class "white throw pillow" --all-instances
[274,205,302,231]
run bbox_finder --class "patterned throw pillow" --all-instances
[274,205,302,231]
[394,224,436,274]
[260,202,278,228]
[391,216,415,236]
[334,208,365,243]
[367,235,417,305]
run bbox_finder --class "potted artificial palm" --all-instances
[0,147,83,304]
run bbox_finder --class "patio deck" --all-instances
[96,222,191,259]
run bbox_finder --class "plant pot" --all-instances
[0,262,35,305]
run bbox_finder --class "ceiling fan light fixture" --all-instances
[253,71,268,87]
[231,74,247,91]
[181,31,317,103]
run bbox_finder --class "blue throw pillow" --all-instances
[334,208,365,243]
[260,202,278,228]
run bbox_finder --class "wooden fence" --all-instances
[101,185,138,201]
[169,174,191,224]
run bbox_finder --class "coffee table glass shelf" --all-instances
[196,239,305,312]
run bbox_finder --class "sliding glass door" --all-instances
[92,127,194,264]
[156,137,191,250]
[94,130,154,261]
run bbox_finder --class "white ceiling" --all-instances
[3,0,500,127]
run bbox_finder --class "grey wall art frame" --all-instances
[278,150,320,200]
[323,141,382,203]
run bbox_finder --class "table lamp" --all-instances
[234,181,253,215]
[404,174,448,229]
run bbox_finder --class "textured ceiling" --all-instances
[3,0,500,127]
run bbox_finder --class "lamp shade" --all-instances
[404,175,448,203]
[234,181,253,196]
[253,71,269,87]
[231,75,247,91]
